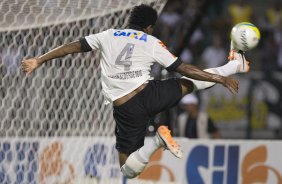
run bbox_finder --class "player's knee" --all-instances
[120,152,146,179]
[178,78,194,95]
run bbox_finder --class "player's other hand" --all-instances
[221,76,239,94]
[21,58,40,75]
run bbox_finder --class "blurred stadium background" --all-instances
[0,0,282,183]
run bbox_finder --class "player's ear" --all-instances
[143,25,154,34]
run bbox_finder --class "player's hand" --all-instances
[221,76,239,94]
[21,58,40,75]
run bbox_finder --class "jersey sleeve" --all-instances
[153,40,182,72]
[79,30,107,52]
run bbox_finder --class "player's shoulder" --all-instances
[98,29,113,35]
[91,29,112,39]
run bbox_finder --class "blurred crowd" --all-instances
[153,0,282,72]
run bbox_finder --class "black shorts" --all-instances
[113,78,183,154]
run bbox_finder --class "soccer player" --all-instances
[21,4,249,179]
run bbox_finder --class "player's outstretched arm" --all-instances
[21,41,82,75]
[176,63,239,94]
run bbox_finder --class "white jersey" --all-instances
[84,28,179,102]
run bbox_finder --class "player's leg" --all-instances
[113,84,163,178]
[178,61,238,95]
[115,80,183,179]
[119,153,128,167]
[179,52,250,94]
[141,79,184,157]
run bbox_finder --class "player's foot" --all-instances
[156,126,183,159]
[228,50,250,73]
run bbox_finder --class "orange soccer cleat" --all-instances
[156,126,183,159]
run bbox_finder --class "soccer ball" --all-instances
[231,22,260,51]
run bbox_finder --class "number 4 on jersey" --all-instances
[115,43,135,71]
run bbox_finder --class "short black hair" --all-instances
[128,4,158,28]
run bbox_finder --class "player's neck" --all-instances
[127,24,144,32]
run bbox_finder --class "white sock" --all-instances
[183,60,240,90]
[206,59,240,76]
[134,136,161,163]
[121,136,161,178]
